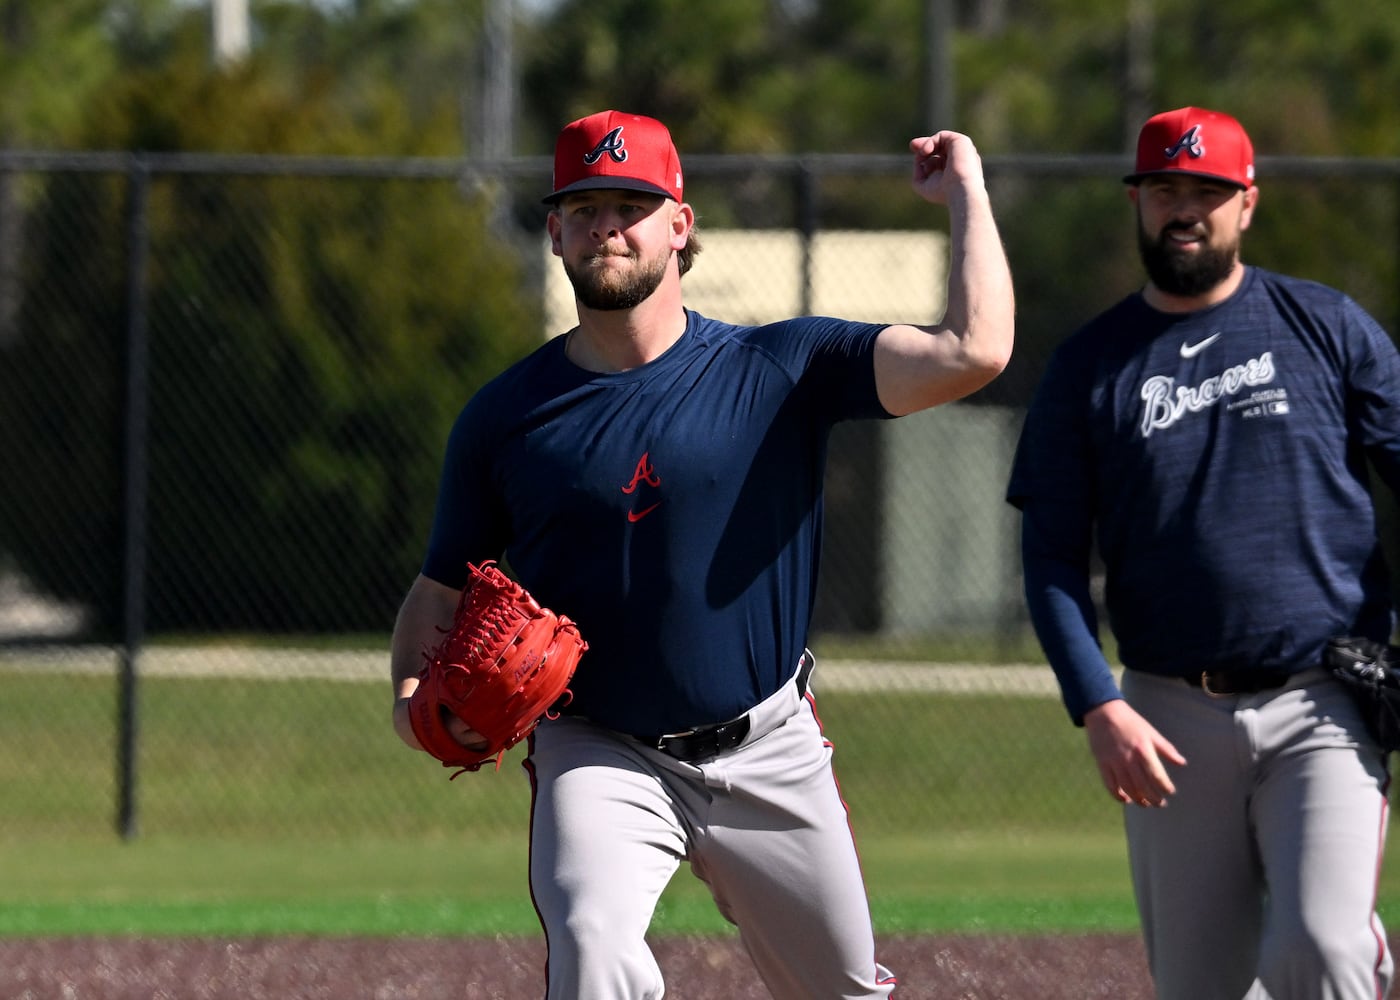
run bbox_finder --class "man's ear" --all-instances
[1239,186,1259,232]
[669,202,694,252]
[546,210,563,257]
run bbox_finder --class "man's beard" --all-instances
[564,247,671,311]
[1137,220,1238,298]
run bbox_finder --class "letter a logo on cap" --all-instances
[584,127,629,166]
[1163,125,1205,161]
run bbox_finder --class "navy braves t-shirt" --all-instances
[1007,267,1400,720]
[423,309,890,741]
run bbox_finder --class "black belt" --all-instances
[1188,669,1292,697]
[655,652,813,762]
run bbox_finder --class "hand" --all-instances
[445,714,489,753]
[394,694,489,753]
[1083,699,1187,808]
[908,130,987,206]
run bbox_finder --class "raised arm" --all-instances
[873,130,1015,416]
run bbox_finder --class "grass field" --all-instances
[9,829,1400,938]
[0,832,1141,937]
[5,648,1400,940]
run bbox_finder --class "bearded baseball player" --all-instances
[1008,106,1400,999]
[390,109,1014,998]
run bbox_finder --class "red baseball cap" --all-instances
[543,110,684,205]
[1124,106,1255,189]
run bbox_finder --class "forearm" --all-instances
[874,131,1015,415]
[1020,503,1121,725]
[871,188,1014,414]
[390,574,462,746]
[1026,568,1120,725]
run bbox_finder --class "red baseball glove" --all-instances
[408,562,587,775]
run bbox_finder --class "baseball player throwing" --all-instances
[1008,106,1400,999]
[390,109,1013,998]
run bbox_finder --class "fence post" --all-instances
[796,160,816,316]
[116,157,151,841]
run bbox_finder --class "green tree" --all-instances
[0,1,117,146]
[0,3,543,632]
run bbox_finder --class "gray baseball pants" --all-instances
[1122,667,1392,1000]
[524,663,896,1000]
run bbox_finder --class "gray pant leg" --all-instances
[1249,676,1392,1000]
[527,717,691,1000]
[1124,670,1263,1000]
[1123,669,1392,1000]
[688,699,897,1000]
[528,693,895,1000]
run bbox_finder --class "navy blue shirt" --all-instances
[1007,267,1400,723]
[423,309,890,740]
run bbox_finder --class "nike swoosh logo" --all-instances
[1179,332,1222,358]
[627,502,661,523]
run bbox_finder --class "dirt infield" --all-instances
[2,933,1154,998]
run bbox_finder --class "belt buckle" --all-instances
[658,728,719,761]
[1199,671,1234,698]
[656,725,700,751]
[656,727,694,758]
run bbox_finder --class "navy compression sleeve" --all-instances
[1020,500,1122,726]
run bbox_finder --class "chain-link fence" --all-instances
[2,150,1398,842]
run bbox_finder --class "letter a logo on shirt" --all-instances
[622,451,661,522]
